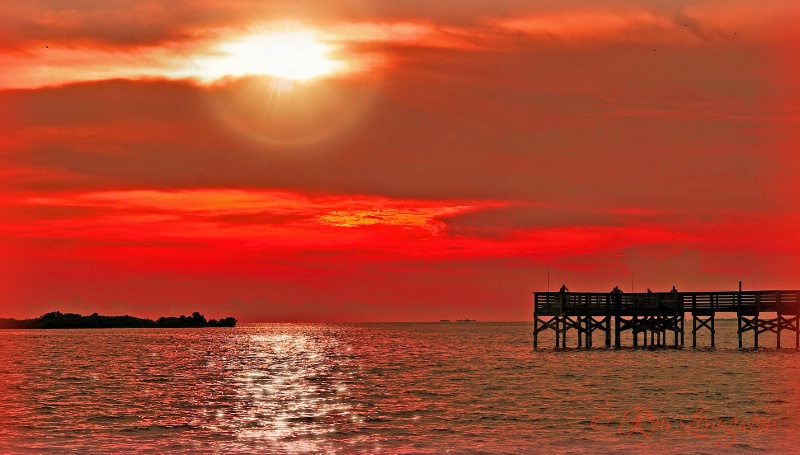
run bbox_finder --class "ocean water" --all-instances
[1,320,799,454]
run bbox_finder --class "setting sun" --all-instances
[186,30,345,82]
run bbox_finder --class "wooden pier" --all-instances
[533,290,800,349]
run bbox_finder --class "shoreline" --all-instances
[0,311,236,329]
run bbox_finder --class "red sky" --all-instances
[1,0,799,321]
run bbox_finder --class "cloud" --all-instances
[0,47,789,212]
[5,0,799,89]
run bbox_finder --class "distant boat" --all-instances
[456,319,476,323]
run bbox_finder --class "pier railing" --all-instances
[534,292,683,316]
[535,290,800,316]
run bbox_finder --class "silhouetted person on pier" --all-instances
[670,286,678,293]
[558,284,569,307]
[611,286,623,311]
[647,288,652,294]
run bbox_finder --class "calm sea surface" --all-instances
[1,321,799,454]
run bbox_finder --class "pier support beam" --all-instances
[737,314,757,348]
[533,314,561,349]
[692,314,715,348]
[777,314,799,349]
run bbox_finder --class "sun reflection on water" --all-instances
[204,326,356,452]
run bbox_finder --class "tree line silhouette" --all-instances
[0,311,236,329]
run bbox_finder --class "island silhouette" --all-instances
[0,311,236,329]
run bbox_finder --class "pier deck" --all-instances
[533,290,800,349]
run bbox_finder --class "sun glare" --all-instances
[187,31,345,82]
[180,27,376,146]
